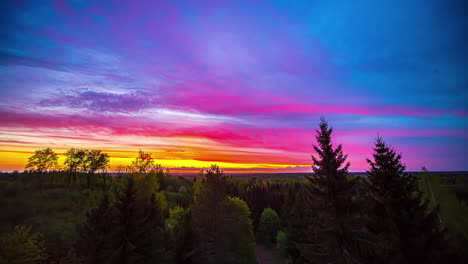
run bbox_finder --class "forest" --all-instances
[1,119,467,264]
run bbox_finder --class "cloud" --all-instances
[38,90,159,113]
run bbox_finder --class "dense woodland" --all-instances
[1,119,467,263]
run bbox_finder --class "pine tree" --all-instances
[191,165,231,263]
[0,225,48,264]
[137,192,168,263]
[243,177,270,230]
[166,206,197,264]
[303,118,364,263]
[108,177,146,264]
[75,194,114,264]
[366,136,446,263]
[283,181,311,263]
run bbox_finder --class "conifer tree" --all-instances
[75,194,114,264]
[137,192,169,263]
[0,225,48,264]
[191,165,231,263]
[366,136,446,263]
[243,177,270,230]
[166,206,197,264]
[283,181,318,263]
[108,177,146,264]
[303,118,364,263]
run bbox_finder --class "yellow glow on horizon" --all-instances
[0,149,310,173]
[0,129,310,173]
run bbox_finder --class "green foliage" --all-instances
[419,168,468,241]
[276,231,287,256]
[167,206,189,234]
[129,150,156,173]
[0,178,105,261]
[64,149,87,172]
[222,196,256,264]
[192,165,230,263]
[25,148,58,172]
[4,143,468,264]
[135,170,161,203]
[107,176,147,263]
[192,166,256,263]
[166,206,197,263]
[303,118,365,263]
[366,137,447,263]
[257,208,280,243]
[85,150,110,174]
[75,194,113,264]
[0,225,48,264]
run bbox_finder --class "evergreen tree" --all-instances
[108,177,146,264]
[284,181,316,263]
[191,165,231,263]
[303,118,365,263]
[366,136,447,263]
[0,225,48,264]
[75,194,114,264]
[243,177,270,230]
[138,192,169,263]
[166,206,197,264]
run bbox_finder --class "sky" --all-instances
[0,0,467,172]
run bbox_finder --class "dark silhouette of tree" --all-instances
[75,194,114,264]
[130,150,155,174]
[107,176,168,264]
[64,148,86,185]
[192,165,230,263]
[366,136,447,263]
[166,206,197,264]
[0,225,48,264]
[84,150,110,188]
[283,181,315,263]
[242,177,270,230]
[25,148,58,186]
[137,191,168,263]
[192,165,256,263]
[303,118,365,263]
[107,177,145,264]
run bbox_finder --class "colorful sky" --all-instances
[0,0,467,172]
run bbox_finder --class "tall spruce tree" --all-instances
[283,181,308,263]
[366,136,446,263]
[303,118,365,263]
[108,177,146,264]
[75,194,114,264]
[138,192,169,263]
[191,165,230,263]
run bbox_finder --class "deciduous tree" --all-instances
[25,148,58,186]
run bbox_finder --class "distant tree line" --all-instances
[0,118,466,263]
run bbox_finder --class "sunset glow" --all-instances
[0,0,467,172]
